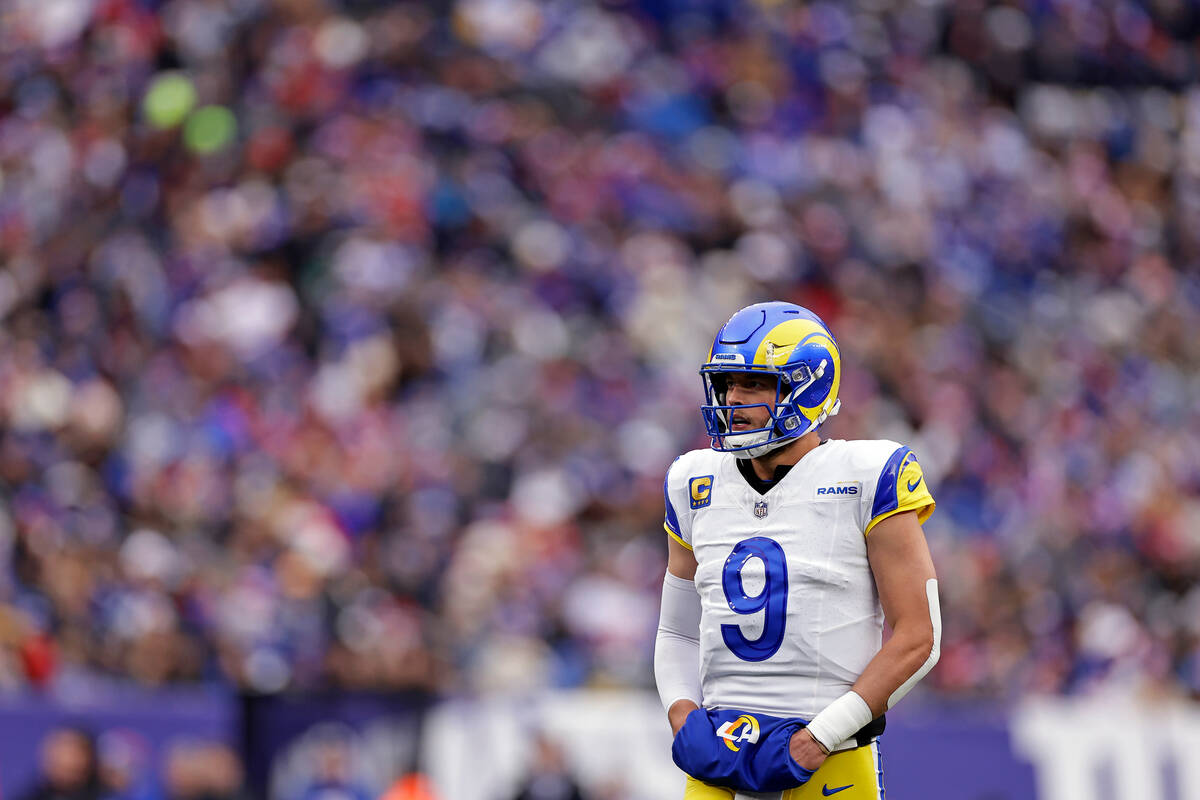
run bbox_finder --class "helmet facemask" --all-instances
[700,361,832,459]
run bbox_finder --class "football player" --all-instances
[654,302,940,799]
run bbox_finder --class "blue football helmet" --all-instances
[701,302,842,458]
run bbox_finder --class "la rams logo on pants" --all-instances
[715,714,760,752]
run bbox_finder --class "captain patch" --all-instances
[689,476,714,509]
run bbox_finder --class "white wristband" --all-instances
[805,691,873,753]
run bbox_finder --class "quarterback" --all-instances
[654,302,940,799]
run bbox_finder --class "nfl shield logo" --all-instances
[754,500,768,518]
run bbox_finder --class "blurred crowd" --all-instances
[17,727,250,800]
[15,724,581,800]
[1,0,1199,707]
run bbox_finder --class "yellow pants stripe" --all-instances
[682,741,881,800]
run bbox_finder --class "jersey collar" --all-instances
[734,440,828,496]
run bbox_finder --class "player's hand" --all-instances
[668,699,701,735]
[788,728,829,772]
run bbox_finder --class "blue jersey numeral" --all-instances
[720,536,788,661]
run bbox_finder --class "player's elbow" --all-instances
[898,577,942,675]
[882,623,939,711]
[919,626,940,671]
[898,619,939,675]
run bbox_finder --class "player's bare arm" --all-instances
[788,509,938,769]
[666,530,698,582]
[855,509,939,715]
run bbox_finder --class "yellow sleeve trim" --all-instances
[664,522,693,550]
[865,500,935,536]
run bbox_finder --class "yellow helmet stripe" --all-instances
[752,319,839,366]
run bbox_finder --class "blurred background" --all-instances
[1,0,1199,797]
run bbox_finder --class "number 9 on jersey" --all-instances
[721,537,788,662]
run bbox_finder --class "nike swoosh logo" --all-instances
[823,785,853,796]
[906,476,921,492]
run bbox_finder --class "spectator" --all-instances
[17,728,104,800]
[164,741,254,800]
[292,739,371,800]
[96,730,155,800]
[509,737,587,800]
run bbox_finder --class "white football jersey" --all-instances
[663,439,935,721]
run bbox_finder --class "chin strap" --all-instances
[729,433,793,460]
